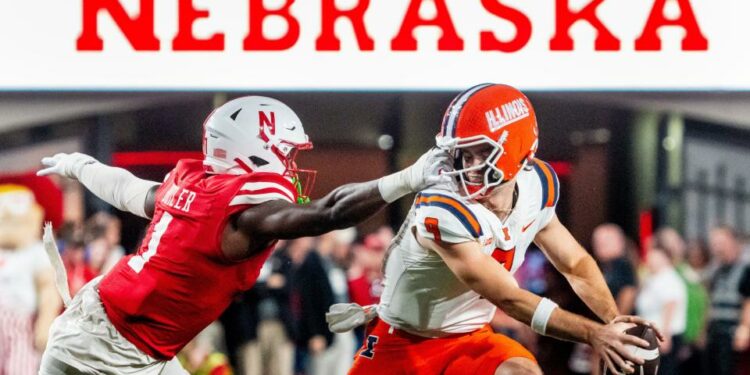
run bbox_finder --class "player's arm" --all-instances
[417,234,648,374]
[37,153,159,219]
[237,148,452,241]
[239,181,384,240]
[534,214,620,323]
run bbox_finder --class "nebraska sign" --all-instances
[0,0,744,90]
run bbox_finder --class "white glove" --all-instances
[37,152,158,219]
[326,303,378,333]
[408,147,456,192]
[37,152,98,180]
[378,148,455,202]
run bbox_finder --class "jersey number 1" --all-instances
[128,212,173,273]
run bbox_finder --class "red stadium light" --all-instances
[639,209,653,260]
[547,161,571,178]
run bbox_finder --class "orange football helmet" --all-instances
[437,83,539,198]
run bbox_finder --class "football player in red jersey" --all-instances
[36,96,451,374]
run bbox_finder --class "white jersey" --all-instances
[378,159,560,337]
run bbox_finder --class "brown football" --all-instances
[601,323,660,375]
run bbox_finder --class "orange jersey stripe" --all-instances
[416,195,482,236]
[535,160,556,207]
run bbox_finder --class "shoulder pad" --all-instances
[414,192,482,243]
[229,173,297,206]
[531,159,560,210]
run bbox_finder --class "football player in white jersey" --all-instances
[336,84,661,375]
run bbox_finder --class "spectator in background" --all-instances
[289,237,335,375]
[178,323,233,375]
[58,222,96,296]
[83,212,125,274]
[655,227,709,374]
[347,243,382,308]
[0,185,62,375]
[583,223,637,375]
[636,245,687,375]
[592,223,637,315]
[347,227,392,309]
[311,229,358,375]
[686,240,713,285]
[705,226,750,375]
[218,292,253,374]
[233,245,296,375]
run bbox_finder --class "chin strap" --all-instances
[292,176,311,204]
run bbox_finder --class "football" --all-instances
[602,323,660,375]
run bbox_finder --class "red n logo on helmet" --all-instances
[259,111,276,135]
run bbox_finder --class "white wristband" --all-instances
[377,170,411,203]
[531,297,558,335]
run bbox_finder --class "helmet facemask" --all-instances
[283,147,317,204]
[439,131,509,199]
[268,140,317,204]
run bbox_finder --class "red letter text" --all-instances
[243,0,300,51]
[480,0,532,52]
[316,0,374,51]
[549,0,620,51]
[391,0,464,51]
[172,0,224,51]
[635,0,708,51]
[77,0,159,51]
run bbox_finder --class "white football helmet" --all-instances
[202,96,315,202]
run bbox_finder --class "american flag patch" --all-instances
[213,148,227,158]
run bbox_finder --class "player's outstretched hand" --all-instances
[406,147,455,192]
[589,320,650,374]
[37,152,98,180]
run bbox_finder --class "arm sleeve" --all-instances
[78,163,159,219]
[414,192,482,244]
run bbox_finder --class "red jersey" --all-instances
[98,159,297,359]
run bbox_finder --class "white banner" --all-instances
[0,0,746,90]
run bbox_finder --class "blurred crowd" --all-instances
[562,224,750,375]
[2,182,749,375]
[218,226,393,375]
